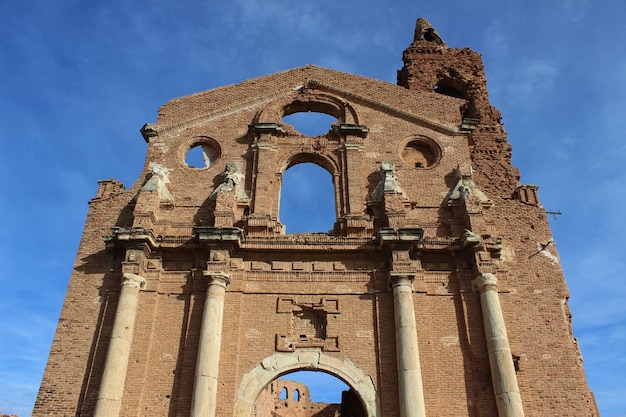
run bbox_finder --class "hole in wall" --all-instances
[434,77,467,100]
[513,354,521,372]
[433,84,466,99]
[280,163,335,234]
[401,139,440,168]
[282,111,337,136]
[279,387,288,400]
[284,371,348,403]
[253,370,365,417]
[184,142,219,169]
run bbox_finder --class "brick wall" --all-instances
[33,18,597,417]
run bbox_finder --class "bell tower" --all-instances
[398,17,520,196]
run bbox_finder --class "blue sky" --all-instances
[1,1,625,416]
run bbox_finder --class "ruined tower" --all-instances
[34,18,598,417]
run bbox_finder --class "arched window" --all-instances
[282,111,337,136]
[293,389,300,401]
[279,387,288,400]
[279,162,335,234]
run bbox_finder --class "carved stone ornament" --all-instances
[370,161,408,202]
[446,165,490,204]
[208,162,248,201]
[141,164,174,203]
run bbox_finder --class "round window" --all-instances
[400,138,440,168]
[180,138,220,169]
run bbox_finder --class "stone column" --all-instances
[94,272,145,417]
[190,271,231,417]
[474,273,525,417]
[391,273,426,417]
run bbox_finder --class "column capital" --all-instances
[203,271,231,287]
[390,272,414,289]
[473,272,498,292]
[121,272,146,289]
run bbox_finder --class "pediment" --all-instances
[152,65,467,135]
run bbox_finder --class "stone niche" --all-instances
[276,297,340,352]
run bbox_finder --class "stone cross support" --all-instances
[94,272,145,417]
[473,273,525,417]
[190,271,231,417]
[391,273,426,417]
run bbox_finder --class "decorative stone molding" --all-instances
[370,162,408,202]
[334,123,369,137]
[140,164,173,203]
[203,270,231,286]
[249,122,286,134]
[194,227,245,244]
[446,164,491,204]
[208,162,249,202]
[275,297,341,352]
[235,352,381,417]
[121,272,146,290]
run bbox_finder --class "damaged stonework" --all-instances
[209,162,249,201]
[446,164,490,204]
[34,17,599,417]
[141,164,173,203]
[370,162,408,202]
[236,352,380,417]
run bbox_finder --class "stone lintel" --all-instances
[377,227,424,247]
[104,226,161,250]
[335,123,369,137]
[194,227,245,245]
[339,142,365,151]
[460,117,480,131]
[249,122,286,134]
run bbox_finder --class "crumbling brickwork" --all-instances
[253,379,341,417]
[34,18,598,417]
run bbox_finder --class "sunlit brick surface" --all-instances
[34,18,597,417]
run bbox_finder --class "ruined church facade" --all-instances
[34,19,598,417]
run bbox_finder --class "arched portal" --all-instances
[234,351,381,417]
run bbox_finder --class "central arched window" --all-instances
[282,111,337,136]
[279,162,335,234]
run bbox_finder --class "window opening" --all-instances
[185,143,218,169]
[253,370,366,417]
[282,111,337,136]
[279,387,288,400]
[280,163,335,234]
[401,140,439,168]
[433,81,466,99]
[282,371,347,403]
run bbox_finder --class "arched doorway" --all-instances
[235,352,380,417]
